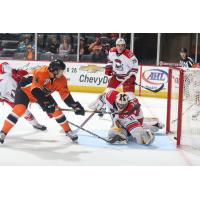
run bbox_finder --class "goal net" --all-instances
[166,67,200,148]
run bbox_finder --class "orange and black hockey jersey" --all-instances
[21,65,70,102]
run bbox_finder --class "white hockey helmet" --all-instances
[115,92,129,111]
[116,38,126,46]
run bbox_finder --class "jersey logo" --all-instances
[114,59,123,71]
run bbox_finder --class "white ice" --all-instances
[0,92,200,166]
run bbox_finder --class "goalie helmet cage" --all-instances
[166,67,200,148]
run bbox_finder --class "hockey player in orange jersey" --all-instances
[0,62,47,131]
[0,59,85,143]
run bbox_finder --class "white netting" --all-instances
[170,68,200,148]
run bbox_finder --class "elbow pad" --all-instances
[31,88,46,102]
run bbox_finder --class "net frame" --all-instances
[166,67,200,148]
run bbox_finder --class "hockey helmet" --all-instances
[116,38,126,46]
[48,59,66,73]
[115,92,129,111]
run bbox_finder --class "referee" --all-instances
[179,47,194,68]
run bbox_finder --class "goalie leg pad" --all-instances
[108,126,127,144]
[130,126,155,145]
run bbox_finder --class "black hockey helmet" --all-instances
[48,59,66,73]
[180,47,187,53]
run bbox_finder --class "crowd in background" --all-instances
[1,33,198,65]
[0,33,131,63]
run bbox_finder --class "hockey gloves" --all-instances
[72,101,85,116]
[32,88,56,113]
[105,62,113,76]
[38,96,56,113]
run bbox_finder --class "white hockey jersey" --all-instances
[0,73,17,103]
[107,47,138,79]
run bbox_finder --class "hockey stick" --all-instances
[67,120,110,143]
[135,82,165,93]
[114,71,164,93]
[73,112,96,133]
[80,112,96,127]
[61,104,140,115]
[60,108,121,115]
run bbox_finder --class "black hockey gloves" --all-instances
[71,101,85,116]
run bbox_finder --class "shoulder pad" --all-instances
[123,49,135,58]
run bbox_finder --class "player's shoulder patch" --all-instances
[123,49,134,58]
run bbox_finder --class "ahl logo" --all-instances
[142,69,168,85]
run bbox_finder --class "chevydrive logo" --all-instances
[142,69,168,85]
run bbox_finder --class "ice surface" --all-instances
[0,92,200,165]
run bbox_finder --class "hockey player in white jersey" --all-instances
[89,90,163,145]
[0,62,46,131]
[105,38,138,100]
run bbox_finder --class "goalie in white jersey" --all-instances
[105,38,138,100]
[0,62,46,131]
[89,90,164,145]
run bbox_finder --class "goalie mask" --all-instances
[115,92,129,111]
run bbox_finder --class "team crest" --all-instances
[114,59,123,71]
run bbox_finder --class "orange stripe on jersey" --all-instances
[21,66,70,102]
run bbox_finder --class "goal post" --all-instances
[166,67,200,148]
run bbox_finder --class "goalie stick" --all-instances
[73,112,96,133]
[67,120,111,143]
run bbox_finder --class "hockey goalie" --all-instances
[89,90,164,145]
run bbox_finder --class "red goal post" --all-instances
[166,67,200,148]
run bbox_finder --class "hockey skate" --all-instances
[66,130,78,141]
[153,122,165,129]
[0,131,6,144]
